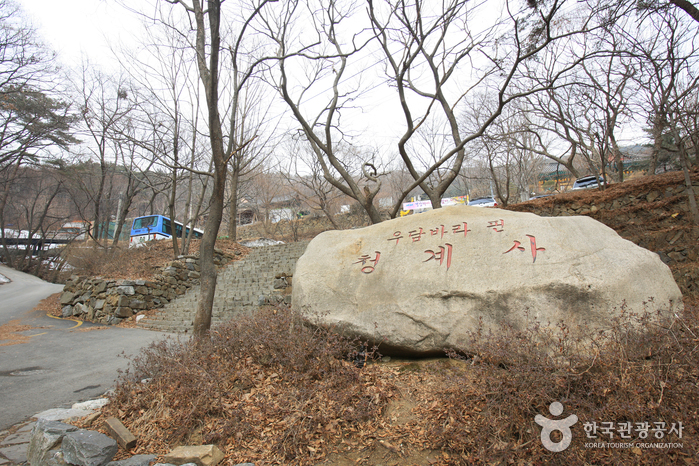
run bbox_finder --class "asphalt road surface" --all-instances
[0,264,172,431]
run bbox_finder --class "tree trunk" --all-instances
[649,120,663,175]
[168,168,180,257]
[321,205,339,229]
[193,159,226,337]
[192,0,225,339]
[227,169,239,240]
[670,0,699,23]
[680,142,699,225]
[91,160,107,248]
[111,194,132,248]
[362,198,383,224]
[182,171,193,253]
[0,159,22,267]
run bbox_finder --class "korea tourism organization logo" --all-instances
[534,402,684,452]
[535,402,578,452]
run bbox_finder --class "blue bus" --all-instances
[129,215,203,247]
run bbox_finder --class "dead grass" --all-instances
[35,292,62,317]
[63,238,250,281]
[0,319,36,346]
[84,301,699,466]
[96,306,390,465]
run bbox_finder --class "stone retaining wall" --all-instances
[59,249,241,325]
[137,241,310,333]
[507,172,699,297]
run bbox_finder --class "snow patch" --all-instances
[240,238,285,248]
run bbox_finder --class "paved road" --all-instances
[0,265,172,431]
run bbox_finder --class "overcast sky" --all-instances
[22,0,142,70]
[19,0,648,164]
[21,0,407,149]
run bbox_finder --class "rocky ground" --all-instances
[2,169,698,466]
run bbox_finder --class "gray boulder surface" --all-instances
[61,431,118,466]
[107,455,158,466]
[292,205,683,356]
[27,420,79,466]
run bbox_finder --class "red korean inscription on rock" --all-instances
[424,243,453,271]
[503,235,545,263]
[354,251,381,273]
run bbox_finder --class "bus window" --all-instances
[133,216,158,230]
[162,218,172,235]
[175,223,183,238]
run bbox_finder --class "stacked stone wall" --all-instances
[59,249,240,325]
[137,241,310,333]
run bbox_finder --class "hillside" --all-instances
[507,168,699,302]
[30,169,699,466]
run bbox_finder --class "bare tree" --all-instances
[72,66,136,245]
[514,35,635,186]
[368,0,616,216]
[638,0,699,24]
[164,0,276,337]
[0,163,64,269]
[264,0,384,223]
[626,8,699,174]
[225,79,276,241]
[581,38,635,183]
[629,8,699,222]
[267,0,615,221]
[281,135,343,228]
[109,115,156,247]
[247,167,287,237]
[0,1,78,257]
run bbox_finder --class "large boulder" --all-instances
[292,205,683,356]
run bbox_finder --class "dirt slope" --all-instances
[507,168,699,302]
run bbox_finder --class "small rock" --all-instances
[273,278,287,289]
[72,399,109,411]
[60,292,75,305]
[34,409,94,422]
[646,191,660,202]
[0,430,32,447]
[115,307,133,318]
[44,449,69,466]
[116,286,135,295]
[0,443,28,464]
[162,445,224,466]
[106,316,123,326]
[73,303,87,316]
[61,430,118,466]
[107,454,157,466]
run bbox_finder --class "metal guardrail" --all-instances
[0,237,73,253]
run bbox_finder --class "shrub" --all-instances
[421,306,699,465]
[104,306,391,465]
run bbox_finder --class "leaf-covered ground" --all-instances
[19,169,699,464]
